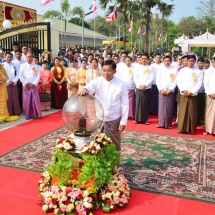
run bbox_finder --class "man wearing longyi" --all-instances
[79,60,129,151]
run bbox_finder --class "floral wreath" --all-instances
[38,133,131,215]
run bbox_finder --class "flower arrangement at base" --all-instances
[56,135,75,152]
[99,171,131,212]
[81,133,112,155]
[39,184,96,214]
[38,133,131,215]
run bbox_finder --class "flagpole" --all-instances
[131,32,132,49]
[116,24,118,50]
[94,17,95,49]
[60,0,63,47]
[139,33,141,52]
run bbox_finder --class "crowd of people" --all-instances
[0,42,214,137]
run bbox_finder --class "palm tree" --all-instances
[134,0,174,52]
[70,6,85,26]
[61,0,72,34]
[98,0,140,47]
[157,2,174,28]
[42,0,72,46]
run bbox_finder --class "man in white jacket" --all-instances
[79,60,129,151]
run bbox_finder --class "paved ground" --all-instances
[0,109,60,131]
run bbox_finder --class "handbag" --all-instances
[39,93,50,102]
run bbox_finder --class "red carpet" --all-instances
[1,113,215,215]
[0,111,64,156]
[126,115,215,140]
[1,166,215,215]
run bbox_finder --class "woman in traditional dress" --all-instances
[204,57,215,135]
[66,59,79,98]
[38,60,53,111]
[86,58,101,84]
[76,59,88,93]
[60,59,68,68]
[156,56,177,129]
[0,64,9,123]
[51,57,67,108]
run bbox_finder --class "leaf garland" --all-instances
[46,149,73,186]
[78,144,120,190]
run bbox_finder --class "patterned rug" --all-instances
[1,127,215,203]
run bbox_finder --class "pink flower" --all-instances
[60,204,68,212]
[66,187,73,193]
[122,194,128,203]
[114,196,120,204]
[88,197,93,203]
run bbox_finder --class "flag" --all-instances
[105,8,118,22]
[40,0,54,6]
[105,12,113,22]
[164,33,167,42]
[137,25,142,34]
[89,0,97,14]
[128,19,133,32]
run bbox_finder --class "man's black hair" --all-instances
[102,60,116,70]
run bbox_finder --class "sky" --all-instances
[3,0,201,23]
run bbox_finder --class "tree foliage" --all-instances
[42,10,62,19]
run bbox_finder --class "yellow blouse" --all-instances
[0,65,9,102]
[51,66,66,83]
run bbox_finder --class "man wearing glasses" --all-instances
[21,45,28,61]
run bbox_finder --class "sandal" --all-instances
[203,132,209,135]
[156,125,162,128]
[167,126,172,129]
[144,121,149,125]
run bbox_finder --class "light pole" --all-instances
[118,23,126,49]
[82,11,93,47]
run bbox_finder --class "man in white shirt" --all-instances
[12,50,26,67]
[197,57,206,126]
[204,57,215,135]
[134,53,154,124]
[11,42,20,60]
[12,50,26,112]
[3,53,21,116]
[19,52,42,120]
[177,55,203,134]
[116,56,136,120]
[150,53,162,114]
[21,45,28,61]
[156,56,177,129]
[79,60,129,151]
